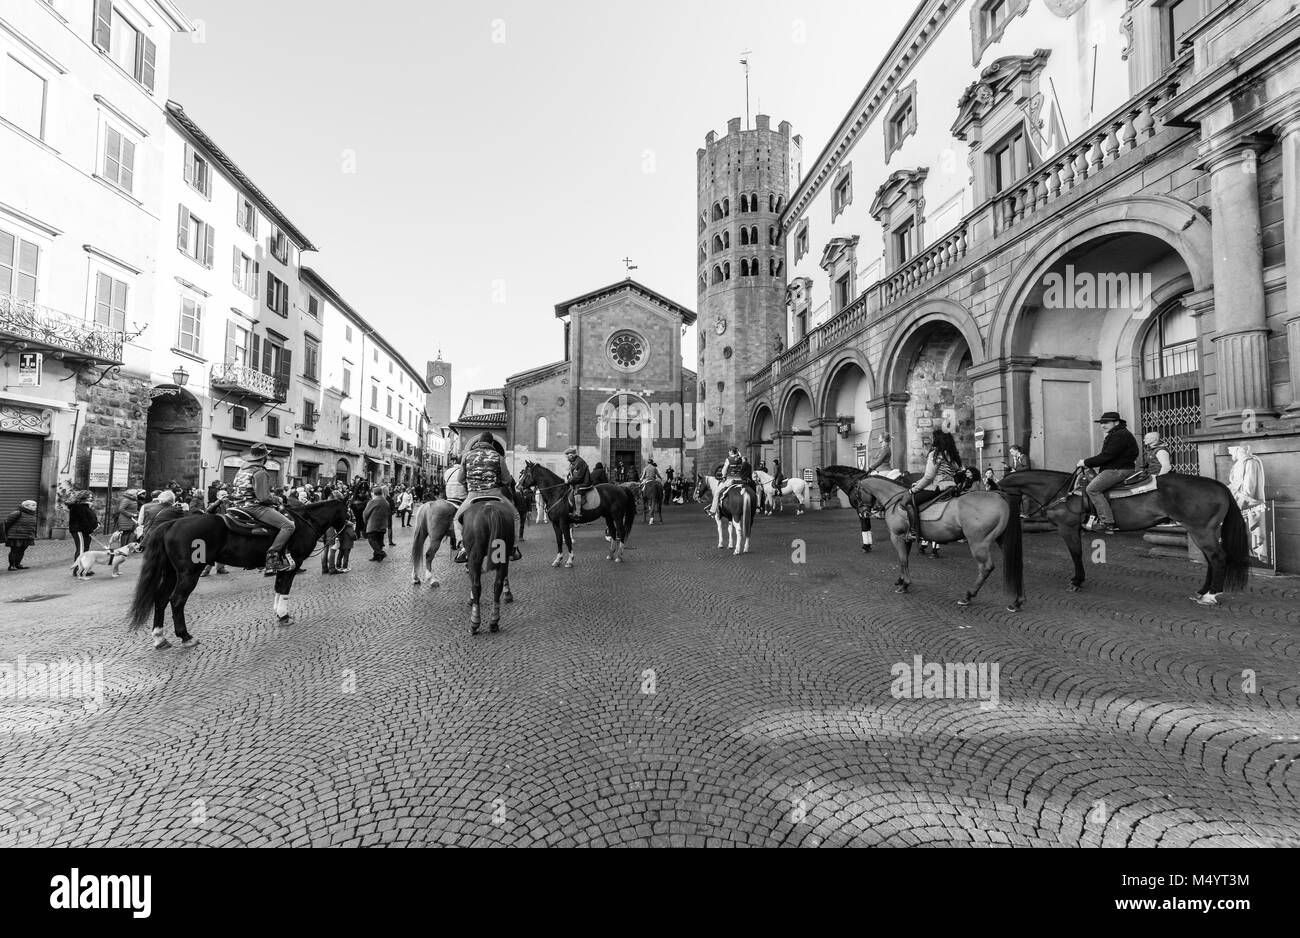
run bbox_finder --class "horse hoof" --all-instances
[471,626,480,636]
[277,616,292,627]
[957,598,972,607]
[1067,584,1081,592]
[1007,604,1022,613]
[430,580,440,589]
[614,557,623,564]
[894,586,909,594]
[504,593,514,604]
[153,639,172,651]
[564,562,574,569]
[180,638,201,648]
[489,623,500,633]
[551,558,562,567]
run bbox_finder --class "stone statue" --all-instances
[1228,444,1267,562]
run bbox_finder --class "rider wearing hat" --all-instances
[230,443,296,574]
[709,446,749,517]
[452,432,523,564]
[1078,411,1139,534]
[565,446,592,515]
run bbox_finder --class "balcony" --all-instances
[747,57,1192,400]
[0,293,125,364]
[210,361,286,402]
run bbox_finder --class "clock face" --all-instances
[432,375,446,387]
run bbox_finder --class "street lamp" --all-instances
[172,365,189,387]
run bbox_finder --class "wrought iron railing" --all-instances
[210,361,284,401]
[0,293,125,363]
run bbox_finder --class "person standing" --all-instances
[590,462,609,485]
[1139,432,1173,476]
[112,490,139,549]
[385,486,398,546]
[363,487,391,561]
[1078,412,1139,534]
[866,432,892,474]
[4,499,39,570]
[336,519,357,572]
[67,491,98,561]
[398,488,414,527]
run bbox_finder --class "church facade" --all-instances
[505,279,698,481]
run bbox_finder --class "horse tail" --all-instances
[998,494,1025,600]
[486,503,512,568]
[1220,497,1251,592]
[127,534,168,630]
[622,488,636,542]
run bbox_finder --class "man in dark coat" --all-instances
[67,490,98,560]
[452,432,521,563]
[590,462,610,485]
[565,446,592,515]
[229,443,296,574]
[1078,411,1140,534]
[4,499,39,570]
[363,486,391,561]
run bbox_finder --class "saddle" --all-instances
[221,508,272,536]
[463,493,508,509]
[1109,470,1159,499]
[572,486,601,514]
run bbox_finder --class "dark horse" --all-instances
[517,461,636,567]
[639,479,664,525]
[128,498,348,648]
[460,497,516,634]
[347,478,371,530]
[995,469,1249,603]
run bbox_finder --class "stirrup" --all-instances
[453,547,468,564]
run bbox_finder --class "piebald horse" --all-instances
[694,475,757,555]
[817,470,1025,611]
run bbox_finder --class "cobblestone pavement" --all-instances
[1,505,1298,848]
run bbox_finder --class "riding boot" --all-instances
[904,496,919,543]
[264,550,290,575]
[509,546,522,562]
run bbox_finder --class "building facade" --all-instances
[695,115,802,471]
[744,0,1300,572]
[503,279,698,480]
[0,0,192,533]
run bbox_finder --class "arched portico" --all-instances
[818,352,874,467]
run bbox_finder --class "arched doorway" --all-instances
[1007,232,1197,471]
[893,324,975,471]
[821,360,872,467]
[145,387,203,493]
[600,393,650,479]
[750,405,775,468]
[782,387,814,478]
[335,458,350,483]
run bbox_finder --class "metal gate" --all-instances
[0,432,44,515]
[1139,377,1201,475]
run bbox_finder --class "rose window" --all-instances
[608,331,646,371]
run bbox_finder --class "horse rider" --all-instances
[1077,411,1139,535]
[640,459,660,483]
[906,429,963,542]
[229,442,296,574]
[565,446,593,515]
[452,432,523,564]
[590,461,610,485]
[770,456,786,500]
[866,432,892,474]
[708,446,749,518]
[1139,431,1173,476]
[443,455,467,506]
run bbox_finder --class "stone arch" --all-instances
[776,378,816,431]
[989,195,1214,360]
[879,299,985,395]
[816,348,876,418]
[144,386,204,493]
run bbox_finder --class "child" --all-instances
[322,524,340,575]
[335,520,356,573]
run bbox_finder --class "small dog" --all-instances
[71,547,132,579]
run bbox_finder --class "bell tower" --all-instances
[695,114,801,470]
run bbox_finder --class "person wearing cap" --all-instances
[708,446,746,517]
[452,432,522,564]
[1139,431,1173,476]
[1078,411,1139,534]
[113,489,140,550]
[564,446,592,515]
[3,498,39,570]
[230,443,296,574]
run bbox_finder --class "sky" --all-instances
[169,1,914,399]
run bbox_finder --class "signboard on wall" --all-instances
[19,352,42,387]
[88,449,131,488]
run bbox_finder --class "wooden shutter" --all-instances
[277,349,292,398]
[265,273,275,309]
[177,205,190,252]
[261,338,273,376]
[93,0,112,51]
[251,334,262,372]
[232,247,241,287]
[203,222,214,268]
[183,143,194,186]
[95,272,111,327]
[141,38,156,92]
[120,137,135,192]
[225,321,237,363]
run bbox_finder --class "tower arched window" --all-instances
[752,257,761,276]
[698,244,707,263]
[724,262,731,280]
[712,202,724,222]
[713,234,724,253]
[740,259,750,277]
[723,231,730,249]
[769,226,777,245]
[750,226,759,244]
[771,259,784,277]
[699,213,707,234]
[699,274,707,292]
[775,196,784,213]
[712,266,724,285]
[740,228,750,246]
[536,416,548,449]
[769,194,776,212]
[723,198,730,216]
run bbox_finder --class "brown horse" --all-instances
[994,469,1250,604]
[819,471,1025,611]
[517,461,636,566]
[694,475,757,555]
[638,478,664,525]
[409,499,457,587]
[460,497,516,634]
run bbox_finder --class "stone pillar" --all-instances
[1205,142,1276,424]
[1280,118,1300,416]
[884,392,910,471]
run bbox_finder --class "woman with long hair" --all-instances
[906,429,964,542]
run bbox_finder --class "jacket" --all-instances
[463,444,513,494]
[4,506,37,541]
[1084,424,1140,472]
[231,462,275,507]
[913,451,960,491]
[363,495,391,534]
[337,524,357,550]
[1139,443,1172,476]
[640,464,660,482]
[567,457,592,487]
[115,497,138,531]
[444,465,468,501]
[68,502,98,534]
[589,465,609,485]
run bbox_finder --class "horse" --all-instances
[753,471,809,515]
[694,475,758,555]
[460,496,516,634]
[347,478,371,530]
[517,461,637,566]
[816,470,1025,611]
[127,498,348,648]
[638,478,664,525]
[409,499,457,587]
[994,468,1250,604]
[511,485,531,541]
[816,465,946,556]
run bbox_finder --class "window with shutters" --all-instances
[368,426,379,448]
[225,320,251,366]
[340,415,351,441]
[266,414,280,438]
[303,400,318,431]
[2,55,48,141]
[268,226,288,264]
[236,197,257,237]
[0,229,40,303]
[345,324,353,343]
[265,272,288,316]
[303,335,320,382]
[177,296,202,355]
[386,394,393,418]
[176,206,213,268]
[92,2,157,92]
[305,293,320,319]
[92,272,128,330]
[231,406,248,431]
[233,249,258,296]
[370,384,378,411]
[102,125,136,193]
[341,365,352,397]
[183,143,211,198]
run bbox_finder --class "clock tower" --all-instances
[426,354,452,429]
[696,114,801,470]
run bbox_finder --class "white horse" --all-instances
[753,471,809,515]
[695,476,755,555]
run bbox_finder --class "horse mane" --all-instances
[822,465,868,477]
[525,462,564,486]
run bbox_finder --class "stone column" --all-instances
[884,392,910,471]
[1205,142,1276,424]
[1280,117,1300,416]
